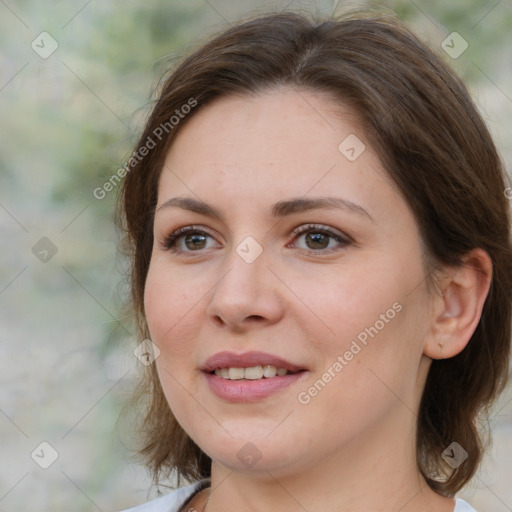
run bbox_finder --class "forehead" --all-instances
[156,87,398,217]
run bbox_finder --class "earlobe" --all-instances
[424,248,492,360]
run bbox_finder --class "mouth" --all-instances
[211,365,298,380]
[200,351,308,402]
[200,350,306,375]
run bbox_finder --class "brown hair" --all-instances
[118,10,512,496]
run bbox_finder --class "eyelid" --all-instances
[290,223,351,241]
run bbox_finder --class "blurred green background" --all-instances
[1,0,511,510]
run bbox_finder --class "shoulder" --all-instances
[455,498,478,512]
[119,480,209,512]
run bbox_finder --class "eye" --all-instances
[161,223,351,255]
[288,224,351,253]
[162,226,219,253]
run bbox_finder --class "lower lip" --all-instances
[204,371,308,402]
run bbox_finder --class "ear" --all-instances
[424,248,492,360]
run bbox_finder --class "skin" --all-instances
[144,87,492,512]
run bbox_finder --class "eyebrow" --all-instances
[156,196,374,222]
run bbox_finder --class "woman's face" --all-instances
[144,87,434,476]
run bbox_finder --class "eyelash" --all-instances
[162,224,351,255]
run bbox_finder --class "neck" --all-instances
[202,405,455,512]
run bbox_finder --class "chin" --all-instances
[196,431,304,475]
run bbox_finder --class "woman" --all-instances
[118,10,512,512]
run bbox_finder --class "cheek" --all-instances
[144,266,202,424]
[144,257,215,401]
[312,298,428,428]
[296,251,428,394]
[144,258,197,342]
[296,306,424,447]
[144,270,170,346]
[287,257,406,348]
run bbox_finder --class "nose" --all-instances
[206,244,284,331]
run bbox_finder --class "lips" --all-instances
[200,350,305,374]
[200,351,308,402]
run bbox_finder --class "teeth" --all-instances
[263,365,277,378]
[217,368,230,379]
[245,366,264,380]
[214,365,291,380]
[228,367,245,380]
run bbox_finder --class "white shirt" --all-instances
[120,480,477,512]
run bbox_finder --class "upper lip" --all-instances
[200,351,305,373]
